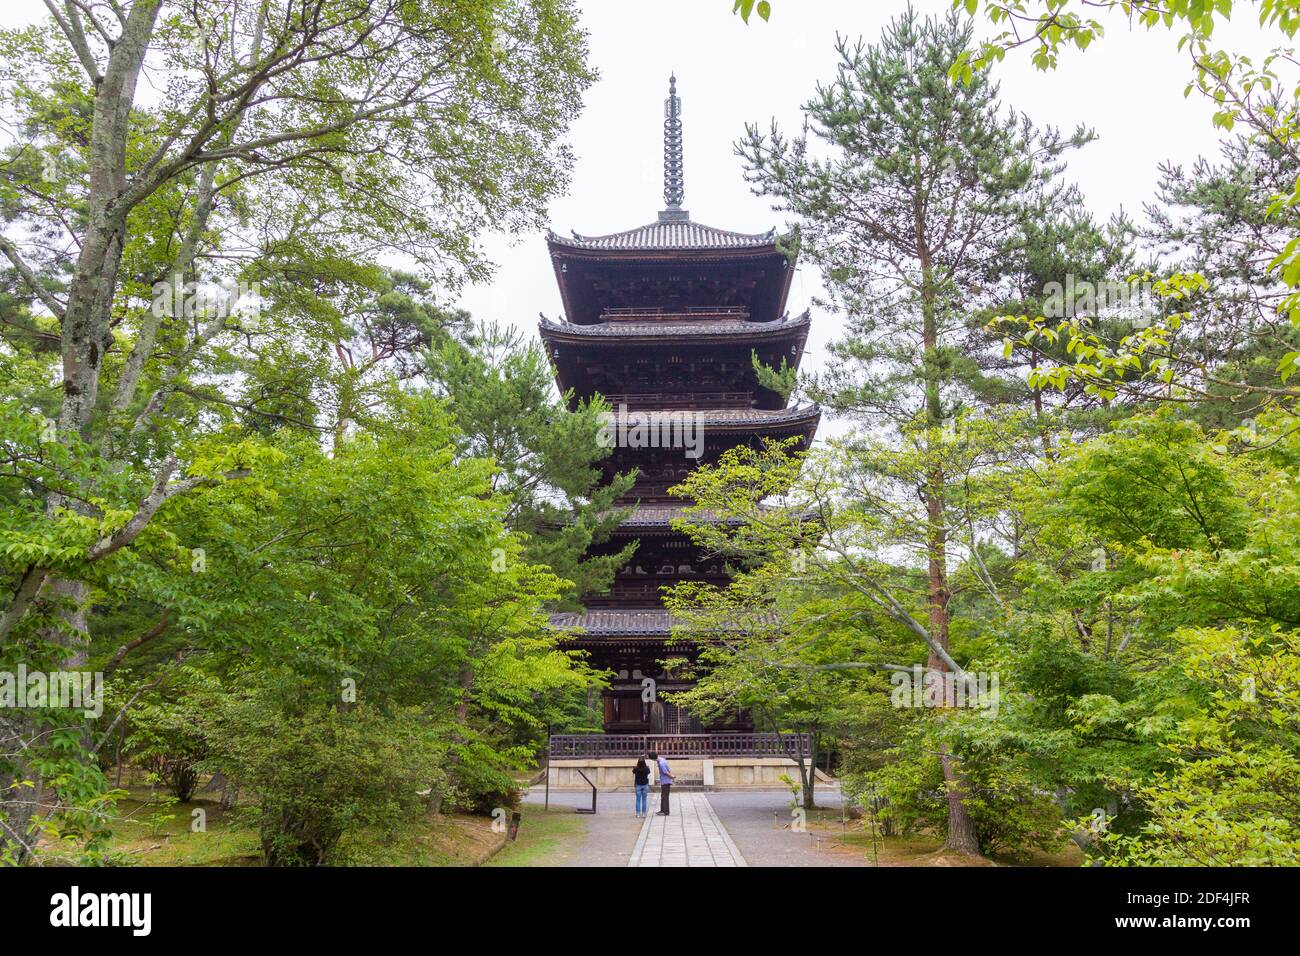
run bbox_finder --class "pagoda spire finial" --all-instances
[661,74,686,218]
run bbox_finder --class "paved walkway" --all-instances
[521,786,869,867]
[627,792,747,867]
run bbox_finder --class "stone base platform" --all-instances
[545,757,832,791]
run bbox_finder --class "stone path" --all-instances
[627,792,747,867]
[521,786,871,867]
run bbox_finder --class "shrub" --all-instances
[446,738,522,816]
[121,668,219,802]
[202,688,447,867]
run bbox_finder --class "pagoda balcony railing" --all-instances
[614,492,698,507]
[585,580,732,604]
[548,733,813,760]
[601,391,754,410]
[600,305,749,322]
[586,583,666,603]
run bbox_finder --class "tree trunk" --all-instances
[791,727,816,810]
[918,255,981,856]
[0,577,92,863]
[429,667,476,815]
[940,749,981,854]
[0,712,42,863]
[0,1,163,865]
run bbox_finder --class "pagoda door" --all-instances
[649,701,665,734]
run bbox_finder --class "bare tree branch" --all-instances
[0,234,67,319]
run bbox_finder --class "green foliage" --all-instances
[0,0,597,864]
[200,679,448,867]
[423,320,636,607]
[733,0,772,24]
[118,667,220,802]
[751,351,799,404]
[863,720,1065,858]
[446,739,523,817]
[739,7,1106,433]
[963,1,1300,410]
[1092,626,1300,866]
[855,731,948,838]
[669,354,1300,863]
[1040,411,1251,553]
[725,0,1300,867]
[7,0,1298,871]
[5,347,597,861]
[959,755,1064,857]
[2,718,121,866]
[1004,410,1300,862]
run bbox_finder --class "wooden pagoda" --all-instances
[541,76,819,745]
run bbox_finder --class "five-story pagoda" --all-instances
[541,77,819,758]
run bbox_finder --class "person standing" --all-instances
[633,756,650,818]
[651,750,673,816]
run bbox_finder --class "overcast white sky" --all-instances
[3,0,1285,423]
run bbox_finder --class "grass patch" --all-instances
[37,792,261,867]
[800,806,1082,867]
[337,810,504,866]
[484,803,586,867]
[35,786,511,867]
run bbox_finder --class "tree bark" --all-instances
[0,4,162,863]
[0,711,42,863]
[918,250,981,856]
[801,731,819,810]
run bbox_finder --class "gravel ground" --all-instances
[703,788,874,867]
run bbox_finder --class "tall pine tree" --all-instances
[422,320,635,609]
[737,7,1102,853]
[1143,108,1300,427]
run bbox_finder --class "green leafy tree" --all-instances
[0,0,593,862]
[667,429,1019,850]
[665,558,896,809]
[736,8,1093,853]
[118,666,219,802]
[1141,120,1300,424]
[423,320,635,608]
[1093,625,1300,866]
[962,1,1300,403]
[201,679,447,867]
[988,407,1299,860]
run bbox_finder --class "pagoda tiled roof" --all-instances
[686,405,819,427]
[547,216,779,252]
[609,503,822,531]
[550,608,676,636]
[538,311,809,340]
[613,504,739,528]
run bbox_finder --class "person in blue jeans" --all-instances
[633,756,651,817]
